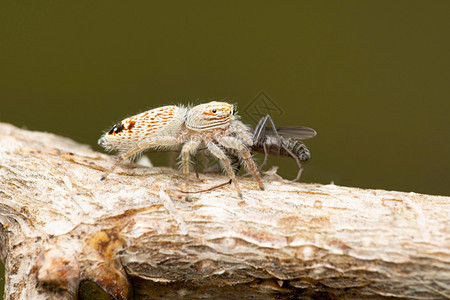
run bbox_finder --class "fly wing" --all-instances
[264,126,317,140]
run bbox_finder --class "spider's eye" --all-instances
[212,109,217,114]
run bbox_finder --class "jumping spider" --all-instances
[98,101,264,197]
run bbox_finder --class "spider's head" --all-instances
[186,101,235,131]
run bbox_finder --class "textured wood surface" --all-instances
[0,122,449,299]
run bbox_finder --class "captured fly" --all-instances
[251,115,316,181]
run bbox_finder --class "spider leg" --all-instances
[181,139,201,194]
[192,146,208,178]
[203,155,239,175]
[101,136,179,180]
[193,152,200,178]
[101,156,125,181]
[207,142,243,197]
[219,136,264,191]
[200,149,210,174]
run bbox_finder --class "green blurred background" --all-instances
[1,1,449,296]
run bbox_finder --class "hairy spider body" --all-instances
[98,101,264,197]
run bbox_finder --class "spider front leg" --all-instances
[218,136,264,191]
[181,139,201,194]
[206,142,242,198]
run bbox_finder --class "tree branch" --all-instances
[0,122,449,299]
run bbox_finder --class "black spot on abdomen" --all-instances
[109,122,125,135]
[127,121,136,131]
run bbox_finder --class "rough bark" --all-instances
[0,122,449,299]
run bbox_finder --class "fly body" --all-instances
[252,115,316,181]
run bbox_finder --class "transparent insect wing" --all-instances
[265,126,317,140]
[99,105,187,151]
[186,101,234,131]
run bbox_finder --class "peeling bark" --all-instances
[0,122,449,299]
